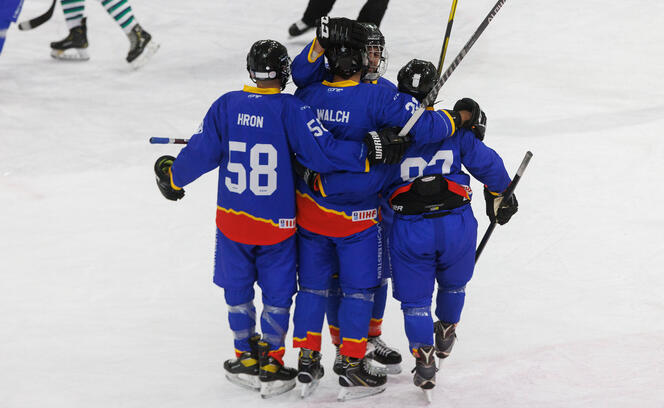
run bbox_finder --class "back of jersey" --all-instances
[296,80,381,144]
[215,88,297,245]
[293,80,385,237]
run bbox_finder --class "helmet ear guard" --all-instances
[246,39,292,90]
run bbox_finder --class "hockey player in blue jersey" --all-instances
[304,59,519,401]
[291,18,403,377]
[152,39,401,399]
[0,0,23,55]
[290,19,483,400]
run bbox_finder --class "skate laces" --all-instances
[370,337,393,357]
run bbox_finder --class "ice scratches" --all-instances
[444,335,664,406]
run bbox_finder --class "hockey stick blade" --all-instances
[18,0,57,31]
[475,151,533,263]
[399,0,508,137]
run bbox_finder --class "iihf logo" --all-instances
[279,218,295,229]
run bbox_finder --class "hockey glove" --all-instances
[292,160,321,192]
[364,127,412,165]
[453,98,487,141]
[484,187,518,225]
[316,17,368,49]
[154,155,185,201]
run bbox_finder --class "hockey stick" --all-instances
[18,0,57,31]
[149,137,190,145]
[398,0,508,137]
[475,151,533,263]
[436,0,459,75]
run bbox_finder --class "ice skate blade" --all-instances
[260,379,296,399]
[438,357,446,368]
[129,41,159,70]
[381,363,402,375]
[337,384,386,401]
[367,359,401,375]
[224,372,260,391]
[298,378,320,398]
[50,48,89,61]
[422,388,433,403]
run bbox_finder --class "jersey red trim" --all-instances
[216,207,295,246]
[296,191,377,238]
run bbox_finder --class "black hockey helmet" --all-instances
[397,59,438,103]
[361,23,388,82]
[246,39,291,90]
[325,44,368,80]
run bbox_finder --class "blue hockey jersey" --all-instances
[294,80,457,237]
[0,0,22,21]
[317,125,512,209]
[170,85,369,246]
[291,39,397,91]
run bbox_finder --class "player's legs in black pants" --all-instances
[302,0,337,27]
[357,0,390,27]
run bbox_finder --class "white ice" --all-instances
[1,0,664,407]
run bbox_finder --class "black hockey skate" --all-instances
[297,348,324,398]
[434,321,457,364]
[258,341,297,398]
[126,24,159,68]
[223,333,261,391]
[412,346,437,403]
[333,345,344,375]
[366,335,403,374]
[50,18,89,61]
[288,19,313,37]
[337,355,387,401]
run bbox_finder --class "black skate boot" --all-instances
[223,333,261,391]
[126,24,159,68]
[288,19,313,37]
[297,348,324,398]
[434,321,457,364]
[337,355,387,401]
[412,346,437,403]
[332,345,344,375]
[258,341,297,398]
[50,18,89,61]
[366,335,403,374]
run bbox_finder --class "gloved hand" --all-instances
[292,159,321,192]
[484,187,518,225]
[316,16,369,49]
[453,97,487,140]
[364,127,412,165]
[154,155,185,201]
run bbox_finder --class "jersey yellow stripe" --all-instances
[217,206,280,227]
[440,109,456,135]
[296,191,353,220]
[322,79,359,87]
[242,85,280,94]
[307,38,324,63]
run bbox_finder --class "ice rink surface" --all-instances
[1,0,664,407]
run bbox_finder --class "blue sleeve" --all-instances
[376,77,398,91]
[291,39,331,88]
[318,164,397,198]
[170,98,225,188]
[285,97,369,174]
[458,129,511,192]
[375,90,457,145]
